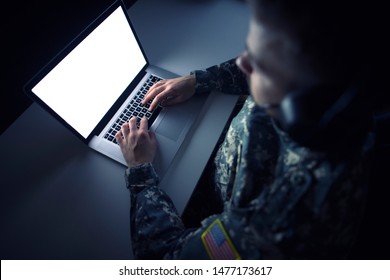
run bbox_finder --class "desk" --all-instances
[0,0,249,259]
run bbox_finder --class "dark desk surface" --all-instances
[0,0,249,259]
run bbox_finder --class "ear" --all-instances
[278,84,361,151]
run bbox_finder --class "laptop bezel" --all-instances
[23,0,150,143]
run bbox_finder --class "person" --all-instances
[115,0,386,259]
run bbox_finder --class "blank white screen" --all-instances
[32,6,147,138]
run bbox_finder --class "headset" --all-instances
[258,83,370,152]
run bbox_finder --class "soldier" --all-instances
[115,0,385,259]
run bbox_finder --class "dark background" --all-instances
[2,0,389,259]
[2,0,136,135]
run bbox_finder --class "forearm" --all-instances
[126,163,186,259]
[192,58,249,95]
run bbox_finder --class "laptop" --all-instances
[24,0,209,177]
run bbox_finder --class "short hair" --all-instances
[248,0,388,108]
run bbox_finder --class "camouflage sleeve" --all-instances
[125,163,159,193]
[125,163,187,259]
[191,58,250,95]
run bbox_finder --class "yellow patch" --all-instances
[201,218,241,260]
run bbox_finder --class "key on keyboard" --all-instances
[104,75,162,144]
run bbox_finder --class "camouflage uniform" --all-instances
[125,59,375,259]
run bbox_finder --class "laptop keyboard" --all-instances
[104,75,162,144]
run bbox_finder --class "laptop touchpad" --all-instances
[155,109,189,141]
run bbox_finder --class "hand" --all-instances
[115,117,157,168]
[142,74,196,111]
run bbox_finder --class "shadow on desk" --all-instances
[1,103,133,259]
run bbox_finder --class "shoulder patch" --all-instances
[201,218,241,260]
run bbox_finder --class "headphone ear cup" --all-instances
[278,84,357,150]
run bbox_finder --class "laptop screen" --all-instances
[31,5,147,139]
